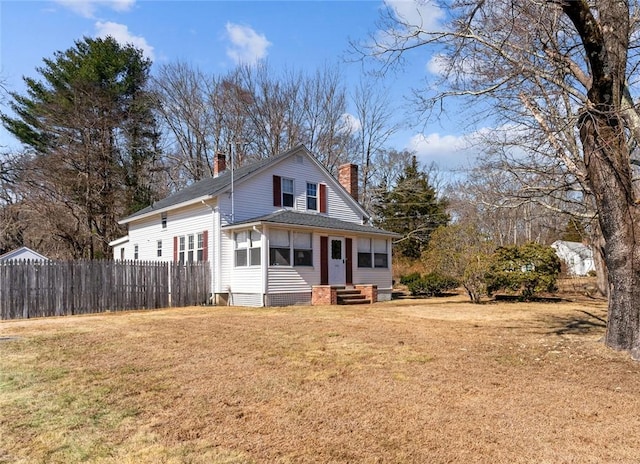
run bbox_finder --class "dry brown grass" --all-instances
[1,292,639,463]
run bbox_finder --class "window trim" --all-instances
[293,231,313,266]
[282,177,294,208]
[306,182,318,211]
[235,229,262,267]
[269,229,314,267]
[357,237,389,269]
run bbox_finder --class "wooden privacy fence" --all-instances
[0,260,211,320]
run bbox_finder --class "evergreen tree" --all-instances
[1,36,161,258]
[372,155,449,259]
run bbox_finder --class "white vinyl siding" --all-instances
[126,201,214,263]
[217,155,362,224]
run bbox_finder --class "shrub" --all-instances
[407,272,459,297]
[400,272,422,286]
[485,242,561,299]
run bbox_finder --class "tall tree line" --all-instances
[1,37,161,259]
[0,37,405,259]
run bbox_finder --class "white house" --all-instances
[551,240,596,276]
[110,145,398,306]
[0,246,49,262]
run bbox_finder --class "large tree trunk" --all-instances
[580,113,640,357]
[563,0,640,358]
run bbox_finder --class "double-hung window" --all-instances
[374,239,388,268]
[357,238,372,268]
[197,233,204,261]
[306,182,317,211]
[293,232,313,266]
[282,178,294,207]
[269,229,291,266]
[157,240,162,257]
[178,236,185,264]
[187,234,195,263]
[134,244,139,260]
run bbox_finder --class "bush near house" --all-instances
[405,272,459,297]
[485,242,561,300]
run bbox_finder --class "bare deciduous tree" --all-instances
[355,0,640,357]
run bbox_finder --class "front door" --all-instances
[328,236,345,285]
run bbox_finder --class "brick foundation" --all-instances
[312,285,338,305]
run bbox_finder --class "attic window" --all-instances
[161,212,167,229]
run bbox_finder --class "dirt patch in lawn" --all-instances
[1,294,639,463]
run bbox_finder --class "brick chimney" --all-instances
[214,153,226,177]
[338,163,358,202]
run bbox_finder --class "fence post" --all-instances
[168,263,172,307]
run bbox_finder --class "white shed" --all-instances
[0,246,49,262]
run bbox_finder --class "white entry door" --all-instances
[328,236,345,285]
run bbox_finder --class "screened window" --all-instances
[157,240,162,258]
[269,229,291,266]
[374,239,388,268]
[357,238,372,268]
[306,182,317,211]
[293,232,313,266]
[282,178,294,207]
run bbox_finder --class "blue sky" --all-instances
[0,0,478,171]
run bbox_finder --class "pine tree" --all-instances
[372,156,449,259]
[1,36,161,258]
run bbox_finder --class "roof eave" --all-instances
[119,195,216,225]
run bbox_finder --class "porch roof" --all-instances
[223,210,400,237]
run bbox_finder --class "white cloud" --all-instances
[341,112,361,134]
[95,21,154,60]
[426,53,448,76]
[385,0,444,31]
[225,23,271,65]
[55,0,135,18]
[407,132,477,170]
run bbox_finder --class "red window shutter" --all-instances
[173,236,178,262]
[320,236,329,285]
[202,230,209,262]
[319,184,327,213]
[345,238,353,285]
[273,175,282,207]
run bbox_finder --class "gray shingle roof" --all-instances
[225,210,399,237]
[121,145,302,222]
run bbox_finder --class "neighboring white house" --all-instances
[0,246,49,262]
[551,240,595,276]
[110,145,398,306]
